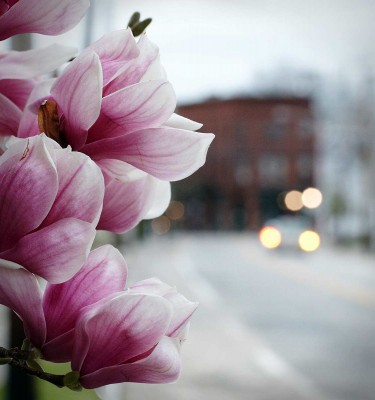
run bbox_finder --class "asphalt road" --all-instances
[117,232,375,400]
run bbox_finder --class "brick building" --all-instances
[174,97,315,230]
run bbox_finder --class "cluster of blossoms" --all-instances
[0,0,213,394]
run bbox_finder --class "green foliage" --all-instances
[36,362,98,399]
[0,385,5,399]
[37,380,98,400]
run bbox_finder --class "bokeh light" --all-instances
[298,230,320,252]
[259,226,282,249]
[151,216,171,235]
[302,187,323,209]
[284,190,303,211]
[166,201,185,220]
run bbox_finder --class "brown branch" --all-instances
[0,346,30,360]
[8,358,66,388]
[0,346,67,388]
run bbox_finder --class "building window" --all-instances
[263,106,290,142]
[263,121,287,141]
[259,153,288,184]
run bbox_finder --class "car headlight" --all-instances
[298,230,320,252]
[259,226,282,249]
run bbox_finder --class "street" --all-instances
[118,232,375,400]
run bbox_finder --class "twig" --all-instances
[8,358,66,388]
[0,346,67,388]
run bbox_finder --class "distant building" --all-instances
[174,96,316,230]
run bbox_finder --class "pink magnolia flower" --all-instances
[0,245,127,357]
[19,28,214,233]
[0,134,104,283]
[73,294,180,388]
[0,0,90,40]
[0,246,197,387]
[0,44,76,137]
[75,277,198,389]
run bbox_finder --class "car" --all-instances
[258,215,320,252]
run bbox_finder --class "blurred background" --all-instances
[2,0,375,399]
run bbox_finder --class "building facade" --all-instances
[174,97,315,230]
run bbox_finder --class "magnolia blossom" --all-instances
[0,135,104,283]
[73,295,180,389]
[0,246,197,387]
[0,0,90,40]
[19,28,214,233]
[0,44,76,137]
[75,277,197,389]
[0,246,126,355]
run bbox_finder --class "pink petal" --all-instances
[138,35,167,82]
[83,128,215,181]
[0,79,35,109]
[0,218,95,283]
[96,166,150,233]
[128,278,174,296]
[41,147,104,227]
[129,278,198,337]
[43,245,127,344]
[163,292,198,338]
[72,293,172,375]
[143,178,171,220]
[0,261,45,348]
[87,80,175,143]
[103,34,159,96]
[0,0,90,40]
[96,160,168,233]
[164,113,203,131]
[0,136,58,251]
[82,337,181,388]
[51,50,102,150]
[41,329,74,362]
[0,45,76,79]
[0,93,22,136]
[89,28,139,86]
[140,58,166,82]
[17,79,53,138]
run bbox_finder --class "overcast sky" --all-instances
[107,0,375,102]
[9,0,375,102]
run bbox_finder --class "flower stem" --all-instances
[0,346,65,388]
[0,346,30,360]
[9,358,66,387]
